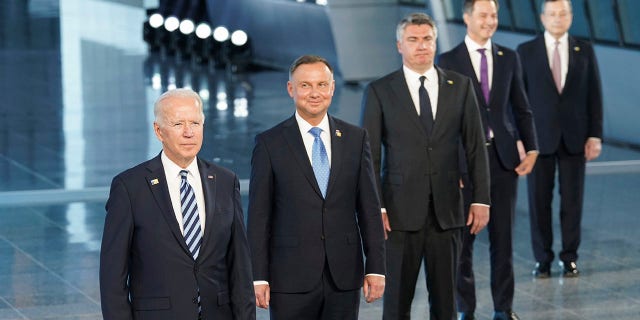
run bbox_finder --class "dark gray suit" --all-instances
[361,67,490,319]
[100,155,255,320]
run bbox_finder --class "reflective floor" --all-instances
[1,1,640,319]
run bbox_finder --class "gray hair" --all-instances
[541,0,572,13]
[154,88,205,124]
[396,12,438,42]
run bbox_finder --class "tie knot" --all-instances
[419,75,426,85]
[477,48,487,56]
[309,127,323,138]
[180,170,189,180]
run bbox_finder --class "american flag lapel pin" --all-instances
[150,178,159,185]
[208,175,214,180]
[335,129,342,137]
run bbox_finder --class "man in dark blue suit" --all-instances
[362,13,491,320]
[100,88,255,320]
[247,55,386,320]
[438,1,539,319]
[517,0,603,279]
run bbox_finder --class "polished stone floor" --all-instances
[1,1,640,319]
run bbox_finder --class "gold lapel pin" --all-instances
[447,80,454,85]
[335,129,342,137]
[574,46,580,52]
[150,178,159,185]
[497,51,504,56]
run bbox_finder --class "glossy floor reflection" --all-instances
[1,1,640,319]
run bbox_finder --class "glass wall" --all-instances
[433,0,639,50]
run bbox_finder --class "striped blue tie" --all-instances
[179,170,203,259]
[309,127,330,197]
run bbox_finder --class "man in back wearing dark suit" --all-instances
[247,55,386,320]
[361,12,491,320]
[100,88,255,320]
[517,0,603,279]
[437,1,539,319]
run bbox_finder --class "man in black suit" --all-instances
[100,88,255,320]
[437,1,539,319]
[247,55,386,320]
[361,13,491,320]
[517,0,603,278]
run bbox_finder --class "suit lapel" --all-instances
[325,116,343,198]
[564,36,579,95]
[454,43,485,106]
[537,36,558,94]
[432,67,457,136]
[282,116,324,198]
[198,158,217,259]
[389,70,427,136]
[490,43,506,105]
[146,156,192,256]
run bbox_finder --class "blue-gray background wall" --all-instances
[203,0,639,147]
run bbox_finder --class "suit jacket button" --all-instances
[194,266,199,272]
[192,297,198,303]
[321,235,325,240]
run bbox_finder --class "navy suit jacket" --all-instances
[517,35,603,154]
[361,67,491,231]
[100,155,255,320]
[438,42,539,170]
[247,115,385,293]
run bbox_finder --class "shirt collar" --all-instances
[295,111,330,136]
[544,31,568,46]
[465,35,492,53]
[161,151,199,179]
[403,65,437,83]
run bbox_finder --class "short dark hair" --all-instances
[541,0,572,13]
[463,0,499,15]
[289,55,333,79]
[396,12,438,41]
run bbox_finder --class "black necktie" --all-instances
[419,76,434,135]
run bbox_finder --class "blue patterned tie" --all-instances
[309,127,330,198]
[179,170,203,259]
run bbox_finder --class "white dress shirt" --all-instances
[295,111,332,167]
[403,65,439,119]
[162,151,206,235]
[465,35,494,90]
[544,31,569,89]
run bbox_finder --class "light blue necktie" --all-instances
[179,170,203,259]
[309,127,330,197]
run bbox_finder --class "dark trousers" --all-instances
[269,262,360,320]
[383,200,462,320]
[457,144,518,313]
[527,141,586,263]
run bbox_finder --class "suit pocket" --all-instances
[132,297,171,310]
[272,236,299,248]
[217,291,230,305]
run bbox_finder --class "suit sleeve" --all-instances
[586,43,603,139]
[509,51,539,151]
[246,134,274,282]
[227,175,257,319]
[360,83,384,207]
[100,176,134,320]
[460,78,491,205]
[356,131,386,275]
